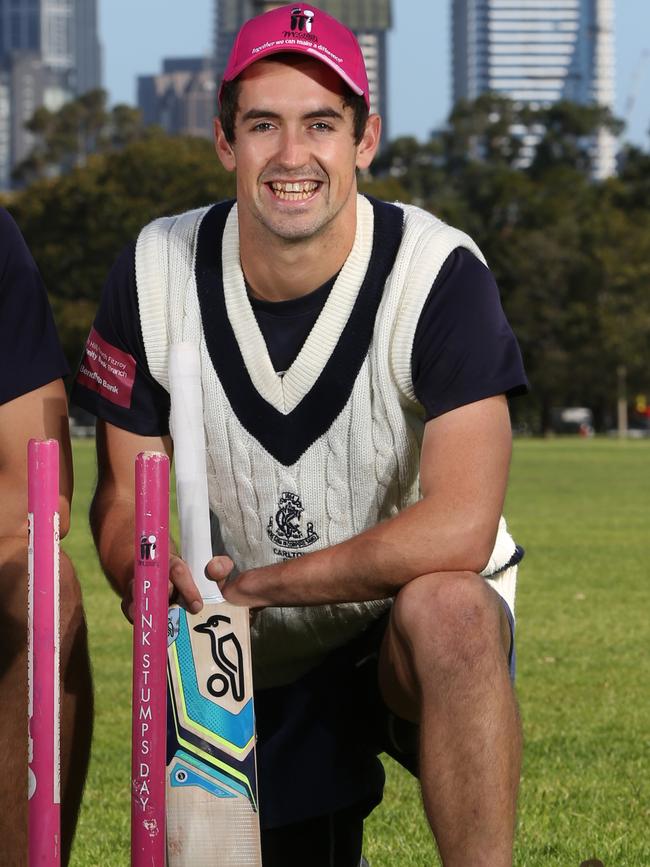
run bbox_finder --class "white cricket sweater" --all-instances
[136,195,518,687]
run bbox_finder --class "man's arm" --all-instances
[90,419,174,600]
[94,394,512,613]
[213,394,512,607]
[0,380,73,539]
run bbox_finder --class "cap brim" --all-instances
[222,44,367,105]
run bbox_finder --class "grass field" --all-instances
[65,438,650,866]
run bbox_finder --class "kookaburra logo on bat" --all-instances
[193,614,245,702]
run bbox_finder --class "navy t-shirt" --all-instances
[72,222,528,432]
[0,208,69,405]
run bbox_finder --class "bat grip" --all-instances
[169,343,224,602]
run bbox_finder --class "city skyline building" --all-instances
[452,0,616,178]
[138,57,216,140]
[214,1,392,141]
[75,0,102,96]
[0,0,101,187]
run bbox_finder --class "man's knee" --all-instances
[391,571,504,675]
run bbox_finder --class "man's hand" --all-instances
[121,553,236,622]
[207,557,278,609]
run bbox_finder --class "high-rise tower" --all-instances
[74,0,102,96]
[138,57,216,140]
[452,0,616,178]
[0,0,101,187]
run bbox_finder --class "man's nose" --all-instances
[276,127,310,168]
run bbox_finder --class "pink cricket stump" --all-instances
[131,452,170,866]
[28,438,61,866]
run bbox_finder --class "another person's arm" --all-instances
[0,381,72,539]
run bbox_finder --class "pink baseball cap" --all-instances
[219,4,370,109]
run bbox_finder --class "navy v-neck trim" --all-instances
[195,197,405,466]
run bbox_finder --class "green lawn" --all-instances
[66,438,650,866]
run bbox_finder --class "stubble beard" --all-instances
[253,194,335,244]
[257,212,332,243]
[251,181,358,247]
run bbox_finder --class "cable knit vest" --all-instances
[135,195,518,687]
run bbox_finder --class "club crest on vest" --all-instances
[267,491,319,556]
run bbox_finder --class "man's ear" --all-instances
[356,114,382,171]
[214,118,236,171]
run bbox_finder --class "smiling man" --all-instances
[219,60,376,241]
[73,5,528,865]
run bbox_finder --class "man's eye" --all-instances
[311,122,333,131]
[252,122,274,132]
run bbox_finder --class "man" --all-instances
[73,5,528,864]
[0,208,93,865]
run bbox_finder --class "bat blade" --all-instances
[166,602,260,865]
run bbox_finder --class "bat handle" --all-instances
[169,343,224,603]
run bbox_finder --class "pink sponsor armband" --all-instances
[76,327,136,408]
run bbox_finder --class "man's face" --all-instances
[215,57,379,244]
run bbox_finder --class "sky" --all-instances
[100,1,650,149]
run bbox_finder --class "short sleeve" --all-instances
[412,248,529,421]
[70,242,171,435]
[0,208,69,405]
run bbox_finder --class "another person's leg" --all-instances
[0,542,93,866]
[379,571,521,867]
[59,550,93,865]
[0,541,30,865]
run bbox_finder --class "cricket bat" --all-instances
[131,451,169,866]
[27,438,61,866]
[166,343,261,866]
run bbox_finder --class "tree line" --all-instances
[3,90,649,433]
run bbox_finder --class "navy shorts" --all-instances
[254,595,516,850]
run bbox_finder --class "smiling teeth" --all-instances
[270,181,319,199]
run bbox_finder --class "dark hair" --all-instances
[219,78,241,146]
[218,60,370,146]
[344,92,371,146]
